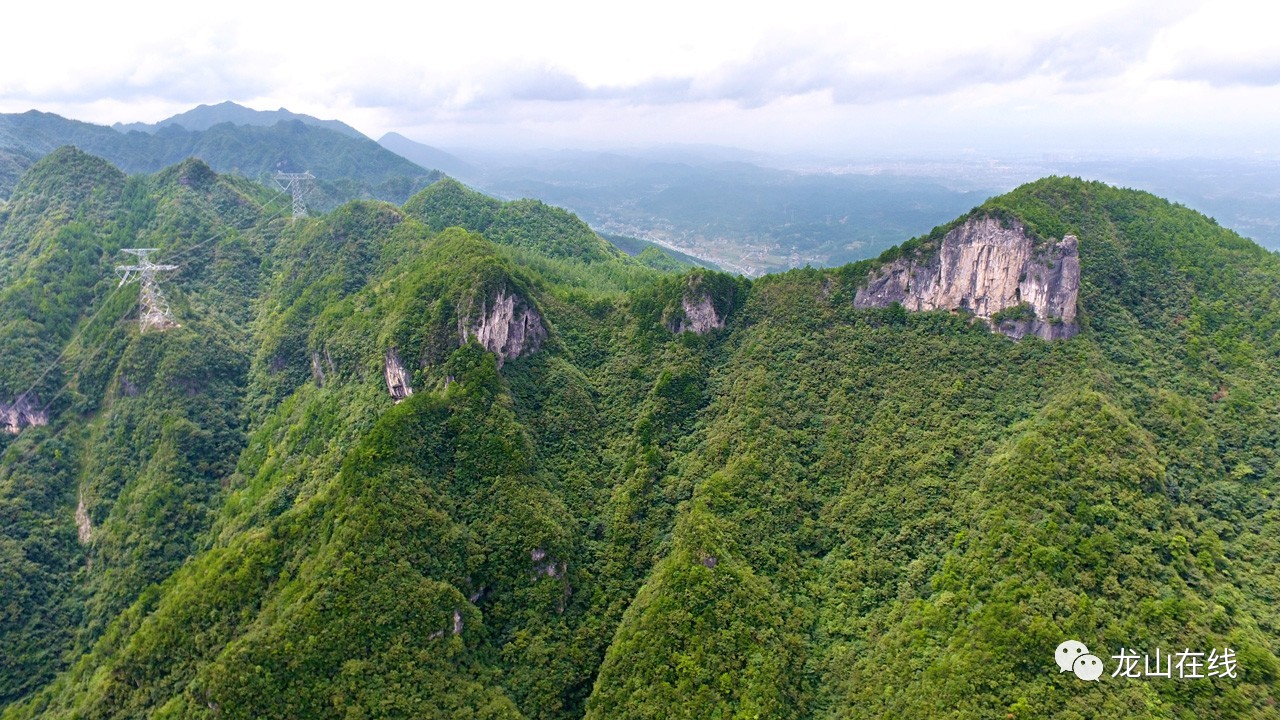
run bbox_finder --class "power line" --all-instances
[9,183,296,432]
[161,185,291,264]
[12,282,128,412]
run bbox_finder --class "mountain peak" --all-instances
[112,101,367,139]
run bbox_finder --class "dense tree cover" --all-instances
[0,112,439,209]
[0,160,1278,719]
[403,178,624,263]
[0,148,288,702]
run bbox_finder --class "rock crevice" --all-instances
[458,288,546,367]
[2,394,48,434]
[854,216,1080,341]
[384,348,413,402]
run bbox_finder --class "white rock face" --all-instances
[384,348,413,402]
[459,288,546,367]
[670,277,726,335]
[2,394,48,434]
[76,498,92,544]
[854,216,1080,341]
[676,294,724,335]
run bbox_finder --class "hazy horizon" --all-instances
[2,1,1278,161]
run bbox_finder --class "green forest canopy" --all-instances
[0,149,1277,718]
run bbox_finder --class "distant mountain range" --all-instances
[378,131,477,181]
[111,101,366,138]
[459,151,989,275]
[6,102,1278,275]
[0,105,440,210]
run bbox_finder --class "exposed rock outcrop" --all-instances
[75,498,92,544]
[670,277,726,335]
[310,348,334,387]
[429,609,465,640]
[2,394,47,434]
[854,215,1080,341]
[458,288,546,367]
[384,348,413,402]
[531,547,566,579]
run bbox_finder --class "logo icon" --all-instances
[1073,653,1104,681]
[1056,640,1102,681]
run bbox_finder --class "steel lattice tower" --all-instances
[115,249,180,333]
[274,171,315,220]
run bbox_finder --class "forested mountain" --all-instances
[1,148,1279,719]
[0,111,439,210]
[112,101,365,138]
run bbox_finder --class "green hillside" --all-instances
[1,154,1278,719]
[0,111,439,209]
[404,177,624,263]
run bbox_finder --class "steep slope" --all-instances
[586,178,1280,719]
[853,214,1080,340]
[2,169,1280,720]
[0,149,286,702]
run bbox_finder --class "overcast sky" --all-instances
[2,0,1278,159]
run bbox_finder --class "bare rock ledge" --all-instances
[854,215,1080,341]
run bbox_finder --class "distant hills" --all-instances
[0,103,728,269]
[111,100,365,138]
[465,151,988,275]
[8,102,1275,277]
[0,106,439,210]
[378,131,477,181]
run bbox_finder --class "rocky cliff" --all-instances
[383,348,413,402]
[669,276,727,335]
[2,394,47,434]
[854,215,1080,340]
[458,288,546,367]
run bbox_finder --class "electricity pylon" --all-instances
[116,249,180,333]
[274,171,315,220]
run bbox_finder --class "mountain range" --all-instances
[0,107,438,211]
[0,142,1278,718]
[110,101,366,138]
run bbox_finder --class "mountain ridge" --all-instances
[0,156,1278,718]
[0,110,439,210]
[112,101,365,138]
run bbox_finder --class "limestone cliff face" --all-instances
[2,394,48,434]
[458,288,546,367]
[669,277,726,335]
[384,348,413,402]
[854,216,1080,341]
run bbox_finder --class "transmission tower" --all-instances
[274,171,315,220]
[115,249,180,333]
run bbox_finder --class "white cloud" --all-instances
[1,0,1279,157]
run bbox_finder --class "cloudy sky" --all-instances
[2,0,1277,159]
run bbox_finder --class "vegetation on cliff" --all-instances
[0,157,1278,719]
